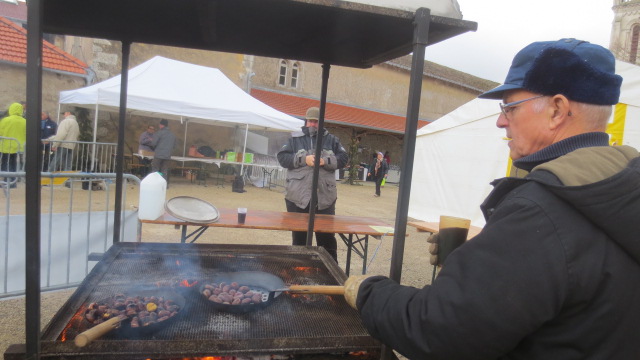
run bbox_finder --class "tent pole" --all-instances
[92,100,98,143]
[90,96,99,171]
[182,117,187,166]
[241,123,248,174]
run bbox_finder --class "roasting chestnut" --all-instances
[84,293,180,328]
[201,282,266,306]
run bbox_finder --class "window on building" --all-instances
[290,62,299,88]
[278,60,288,86]
[277,59,301,89]
[631,25,640,63]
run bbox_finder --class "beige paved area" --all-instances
[0,177,434,356]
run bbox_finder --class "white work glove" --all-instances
[344,275,372,309]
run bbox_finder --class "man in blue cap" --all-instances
[342,39,640,359]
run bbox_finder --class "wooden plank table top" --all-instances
[141,208,395,236]
[140,208,396,276]
[407,221,482,240]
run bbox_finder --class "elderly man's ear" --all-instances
[549,95,572,130]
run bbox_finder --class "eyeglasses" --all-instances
[499,95,545,120]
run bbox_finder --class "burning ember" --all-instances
[147,356,288,360]
[179,279,198,287]
[60,304,87,342]
[292,267,320,275]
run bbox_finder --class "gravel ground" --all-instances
[0,177,434,357]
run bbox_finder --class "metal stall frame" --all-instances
[25,1,477,358]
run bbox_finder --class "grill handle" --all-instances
[74,316,124,347]
[286,285,345,295]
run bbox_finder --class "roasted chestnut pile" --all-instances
[85,293,180,327]
[201,282,264,305]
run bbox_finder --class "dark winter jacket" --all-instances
[356,135,640,359]
[41,117,57,139]
[277,126,348,210]
[372,159,388,180]
[150,127,176,159]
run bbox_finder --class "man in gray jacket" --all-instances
[277,107,348,261]
[150,119,176,184]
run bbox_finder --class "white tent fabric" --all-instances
[410,60,640,227]
[59,56,301,133]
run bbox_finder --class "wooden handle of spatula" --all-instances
[287,285,345,295]
[74,316,122,347]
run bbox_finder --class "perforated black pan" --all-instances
[198,271,344,313]
[74,288,186,347]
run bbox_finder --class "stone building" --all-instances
[2,0,499,168]
[611,0,640,63]
[45,39,497,166]
[0,14,90,119]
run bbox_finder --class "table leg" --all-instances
[362,235,368,275]
[345,234,353,276]
[181,225,187,243]
[188,226,208,243]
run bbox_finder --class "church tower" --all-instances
[611,0,640,63]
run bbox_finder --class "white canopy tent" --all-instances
[59,56,302,172]
[410,60,640,227]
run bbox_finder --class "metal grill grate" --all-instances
[33,243,381,359]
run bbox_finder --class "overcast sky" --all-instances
[424,0,615,83]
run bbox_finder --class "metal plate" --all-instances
[165,196,219,224]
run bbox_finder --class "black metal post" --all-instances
[25,0,43,358]
[112,41,131,243]
[306,63,331,245]
[389,7,430,281]
[382,8,430,360]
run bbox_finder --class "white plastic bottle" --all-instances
[138,172,167,220]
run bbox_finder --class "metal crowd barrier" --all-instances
[0,171,141,298]
[43,139,118,173]
[0,136,24,191]
[244,154,287,190]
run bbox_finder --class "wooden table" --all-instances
[407,221,483,239]
[140,208,396,275]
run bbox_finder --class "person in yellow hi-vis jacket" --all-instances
[0,102,26,188]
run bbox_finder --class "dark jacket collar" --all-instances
[513,132,610,171]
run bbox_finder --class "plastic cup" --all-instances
[437,215,470,266]
[238,207,247,224]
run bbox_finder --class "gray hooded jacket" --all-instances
[277,126,348,210]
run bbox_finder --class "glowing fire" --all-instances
[292,266,320,275]
[179,279,198,287]
[60,304,88,342]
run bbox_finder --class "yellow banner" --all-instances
[607,103,627,146]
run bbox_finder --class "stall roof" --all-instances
[41,0,477,69]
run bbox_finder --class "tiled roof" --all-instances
[384,55,499,92]
[0,16,88,75]
[251,88,429,134]
[0,1,26,22]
